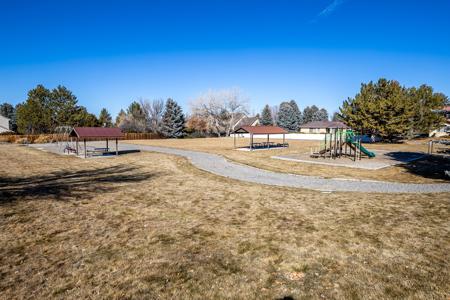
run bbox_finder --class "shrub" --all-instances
[14,137,29,144]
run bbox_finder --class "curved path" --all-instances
[124,143,450,193]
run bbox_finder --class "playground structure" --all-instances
[54,125,78,154]
[310,129,376,161]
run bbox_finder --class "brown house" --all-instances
[232,116,260,132]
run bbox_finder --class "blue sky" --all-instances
[1,0,449,117]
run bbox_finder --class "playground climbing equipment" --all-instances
[54,126,80,155]
[310,129,375,161]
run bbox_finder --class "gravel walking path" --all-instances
[126,143,450,193]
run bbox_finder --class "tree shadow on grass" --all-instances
[0,165,158,204]
[384,152,450,181]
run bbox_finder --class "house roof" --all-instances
[299,121,349,129]
[0,114,10,122]
[233,116,259,129]
[234,125,287,134]
[70,127,124,139]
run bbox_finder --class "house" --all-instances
[299,120,349,134]
[0,115,11,133]
[231,115,260,132]
[430,106,450,137]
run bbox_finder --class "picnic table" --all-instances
[87,147,110,155]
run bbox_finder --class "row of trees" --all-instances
[0,85,114,134]
[3,80,447,140]
[338,78,448,140]
[260,101,328,131]
[116,98,185,138]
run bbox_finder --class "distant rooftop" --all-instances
[299,121,349,129]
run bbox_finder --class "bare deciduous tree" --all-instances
[140,98,165,133]
[190,87,248,137]
[271,105,279,125]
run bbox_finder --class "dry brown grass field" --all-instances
[127,137,450,183]
[0,144,449,299]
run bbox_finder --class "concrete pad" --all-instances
[272,151,426,170]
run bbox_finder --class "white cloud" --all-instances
[311,0,346,22]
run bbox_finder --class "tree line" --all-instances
[1,80,447,140]
[260,101,329,131]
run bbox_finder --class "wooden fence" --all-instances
[123,132,161,140]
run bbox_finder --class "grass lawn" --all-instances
[0,144,449,299]
[126,137,450,183]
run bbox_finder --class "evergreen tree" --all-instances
[313,108,329,121]
[339,78,414,141]
[289,100,302,129]
[115,109,126,126]
[0,102,17,131]
[331,112,341,122]
[126,101,146,132]
[277,102,297,131]
[161,98,185,138]
[50,85,78,128]
[16,85,52,134]
[408,85,447,135]
[261,104,273,125]
[70,106,99,127]
[302,105,320,124]
[98,108,113,127]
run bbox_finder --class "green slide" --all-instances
[345,131,376,158]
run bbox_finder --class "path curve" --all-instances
[124,143,450,193]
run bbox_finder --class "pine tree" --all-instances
[339,78,414,141]
[289,100,302,129]
[302,105,319,124]
[116,109,126,126]
[50,85,78,128]
[277,102,297,131]
[408,85,447,135]
[161,98,185,138]
[98,108,113,127]
[16,85,52,134]
[261,104,273,125]
[331,112,341,122]
[313,108,329,121]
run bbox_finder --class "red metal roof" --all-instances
[234,125,287,134]
[70,127,124,139]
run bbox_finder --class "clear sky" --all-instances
[1,0,449,117]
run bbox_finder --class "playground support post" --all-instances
[329,132,332,159]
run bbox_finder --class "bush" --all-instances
[14,137,30,144]
[34,135,54,144]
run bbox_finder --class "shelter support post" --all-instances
[106,139,109,151]
[116,138,118,156]
[250,133,253,150]
[84,139,87,158]
[267,134,269,148]
[283,134,285,146]
[76,139,79,155]
[234,133,236,149]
